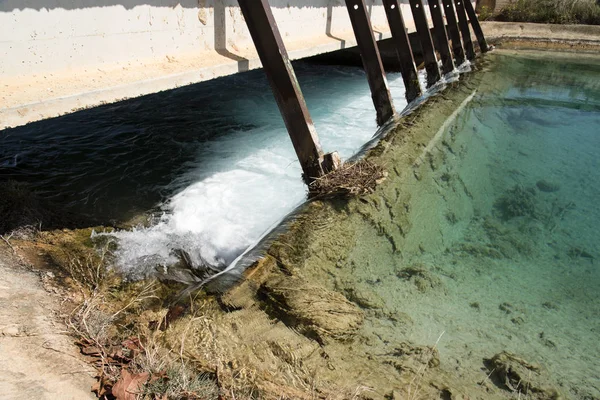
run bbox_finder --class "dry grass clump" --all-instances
[41,229,118,293]
[308,160,386,199]
[68,281,159,386]
[133,338,221,400]
[495,0,600,25]
[64,241,113,292]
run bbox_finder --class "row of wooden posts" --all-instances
[237,0,489,183]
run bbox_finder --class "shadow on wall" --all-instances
[1,0,405,73]
[1,0,400,11]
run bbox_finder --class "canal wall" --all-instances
[481,21,600,44]
[0,1,475,130]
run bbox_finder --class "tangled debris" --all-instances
[308,160,387,199]
[484,352,563,399]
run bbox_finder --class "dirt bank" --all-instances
[0,244,95,400]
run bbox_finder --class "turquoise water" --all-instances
[430,53,600,397]
[305,52,600,398]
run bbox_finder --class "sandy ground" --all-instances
[0,244,96,400]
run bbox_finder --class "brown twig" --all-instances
[308,160,386,199]
[0,233,17,254]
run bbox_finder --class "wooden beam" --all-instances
[238,0,325,183]
[463,0,490,53]
[441,0,466,65]
[344,0,395,126]
[382,0,422,102]
[408,0,441,87]
[428,0,455,75]
[453,0,476,60]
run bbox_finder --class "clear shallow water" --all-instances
[1,61,421,274]
[338,52,600,398]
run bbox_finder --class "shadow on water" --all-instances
[0,68,274,230]
[0,57,398,234]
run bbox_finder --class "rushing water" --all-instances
[1,61,429,275]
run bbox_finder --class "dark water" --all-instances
[0,62,407,226]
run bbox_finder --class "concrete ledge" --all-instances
[1,1,415,130]
[482,21,600,44]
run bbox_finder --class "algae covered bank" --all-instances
[152,50,600,399]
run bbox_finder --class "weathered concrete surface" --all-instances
[0,1,476,130]
[482,21,600,44]
[0,246,96,400]
[0,2,400,130]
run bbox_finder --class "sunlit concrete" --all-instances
[0,1,475,129]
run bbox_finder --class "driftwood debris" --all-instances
[308,160,386,199]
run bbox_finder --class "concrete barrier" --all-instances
[0,1,475,129]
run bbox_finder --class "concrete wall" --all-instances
[0,1,476,129]
[0,1,397,78]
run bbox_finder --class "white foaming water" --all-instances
[107,64,420,279]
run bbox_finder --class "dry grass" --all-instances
[134,337,221,400]
[63,241,113,292]
[67,280,160,394]
[495,0,600,25]
[308,160,386,199]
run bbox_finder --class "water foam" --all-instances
[106,63,420,279]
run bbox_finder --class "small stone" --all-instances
[536,179,560,193]
[499,302,513,314]
[1,326,20,337]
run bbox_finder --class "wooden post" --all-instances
[463,0,489,53]
[427,0,455,75]
[382,0,422,102]
[453,0,476,60]
[408,0,441,87]
[238,0,326,183]
[441,0,466,65]
[345,0,395,126]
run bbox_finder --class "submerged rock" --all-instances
[485,351,563,399]
[382,341,440,375]
[396,264,443,293]
[495,185,537,220]
[536,179,561,193]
